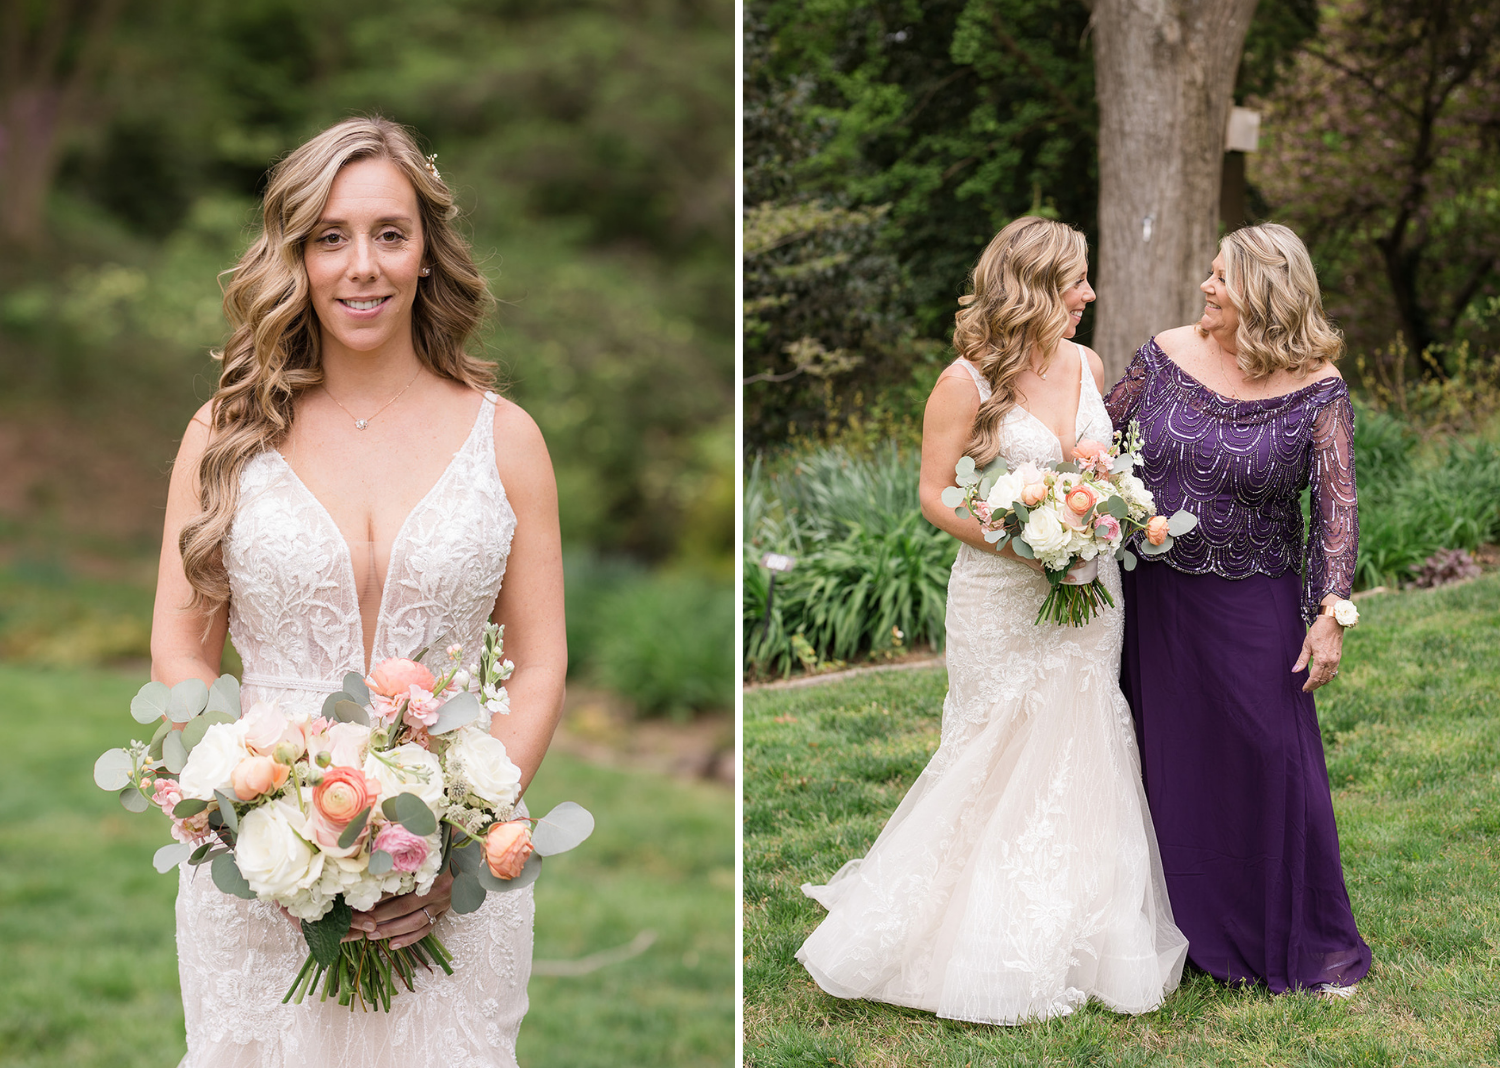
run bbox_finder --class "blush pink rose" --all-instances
[366,658,436,699]
[1146,515,1171,546]
[372,823,430,873]
[484,821,534,880]
[1021,482,1048,507]
[240,702,289,755]
[1093,514,1121,542]
[313,766,381,825]
[230,755,289,802]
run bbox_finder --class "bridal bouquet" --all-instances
[943,420,1197,626]
[93,623,593,1012]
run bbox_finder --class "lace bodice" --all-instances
[225,390,516,699]
[1103,338,1358,624]
[950,341,1113,469]
[175,390,533,1068]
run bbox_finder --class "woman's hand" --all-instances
[346,869,454,949]
[1293,616,1344,692]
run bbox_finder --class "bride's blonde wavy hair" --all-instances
[179,116,496,613]
[954,216,1088,466]
[1198,222,1343,378]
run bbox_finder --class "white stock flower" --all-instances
[178,720,251,800]
[363,742,445,810]
[449,726,522,808]
[1115,473,1155,519]
[235,799,324,901]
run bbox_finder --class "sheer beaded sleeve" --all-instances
[1302,391,1359,624]
[1105,342,1153,430]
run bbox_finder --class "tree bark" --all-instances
[1090,0,1260,384]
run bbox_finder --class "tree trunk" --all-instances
[1090,0,1260,384]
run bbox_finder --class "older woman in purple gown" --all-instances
[1104,223,1371,995]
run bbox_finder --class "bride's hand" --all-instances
[349,869,455,948]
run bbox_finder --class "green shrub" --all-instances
[591,573,734,718]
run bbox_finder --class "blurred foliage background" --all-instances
[0,0,734,717]
[743,0,1500,677]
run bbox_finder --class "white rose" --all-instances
[1332,600,1359,627]
[363,742,445,809]
[324,722,371,768]
[449,726,522,808]
[985,471,1026,512]
[178,720,251,800]
[1021,502,1072,567]
[235,799,323,901]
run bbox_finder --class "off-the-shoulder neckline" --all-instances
[1145,336,1346,406]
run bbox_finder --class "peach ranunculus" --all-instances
[1064,483,1098,516]
[366,658,436,699]
[313,766,381,825]
[484,820,534,879]
[1021,482,1048,507]
[231,755,290,802]
[1146,515,1171,546]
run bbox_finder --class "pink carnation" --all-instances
[372,822,430,873]
[402,685,442,728]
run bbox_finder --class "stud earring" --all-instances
[420,267,432,277]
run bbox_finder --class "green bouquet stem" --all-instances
[1034,577,1116,627]
[283,933,455,1012]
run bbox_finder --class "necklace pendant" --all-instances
[355,419,369,430]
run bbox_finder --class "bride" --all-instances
[797,216,1187,1024]
[149,117,565,1066]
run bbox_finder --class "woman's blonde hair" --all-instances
[179,116,496,612]
[1199,222,1343,379]
[954,216,1088,466]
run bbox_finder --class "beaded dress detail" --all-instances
[174,392,533,1068]
[797,344,1187,1025]
[1103,338,1357,623]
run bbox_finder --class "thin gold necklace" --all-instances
[323,368,421,430]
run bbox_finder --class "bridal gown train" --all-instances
[797,346,1188,1024]
[174,391,533,1068]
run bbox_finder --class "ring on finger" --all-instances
[422,906,436,927]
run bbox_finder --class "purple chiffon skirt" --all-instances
[1121,562,1371,992]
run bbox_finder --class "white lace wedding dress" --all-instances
[797,345,1187,1024]
[174,391,533,1067]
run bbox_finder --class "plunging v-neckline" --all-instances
[1012,344,1090,460]
[269,393,490,673]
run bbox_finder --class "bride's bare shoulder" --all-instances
[489,392,554,478]
[176,400,217,462]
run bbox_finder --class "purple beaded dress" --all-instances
[1104,337,1371,992]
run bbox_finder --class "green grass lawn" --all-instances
[0,664,733,1068]
[744,573,1500,1067]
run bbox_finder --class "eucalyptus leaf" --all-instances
[211,852,257,899]
[1012,503,1030,526]
[173,798,210,818]
[478,852,542,892]
[1011,538,1036,559]
[983,528,1006,544]
[1167,509,1199,537]
[341,672,370,705]
[368,849,394,875]
[167,679,209,723]
[1120,547,1138,571]
[1139,536,1171,556]
[530,801,595,856]
[205,675,242,717]
[447,837,483,875]
[981,457,1009,477]
[130,681,171,724]
[978,476,994,500]
[162,731,188,775]
[120,786,149,813]
[939,486,965,508]
[334,700,369,727]
[215,790,240,835]
[182,710,235,754]
[147,718,172,760]
[1106,495,1129,519]
[955,456,976,479]
[1054,462,1079,474]
[1112,453,1135,474]
[382,793,437,836]
[320,691,344,721]
[188,841,215,865]
[449,871,487,914]
[153,842,194,873]
[301,899,352,968]
[93,749,133,791]
[430,691,481,735]
[954,506,970,520]
[336,806,371,850]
